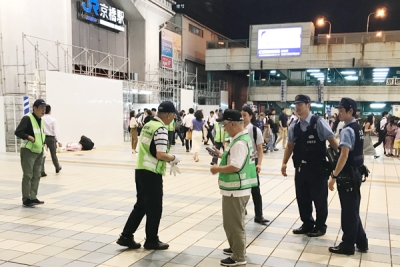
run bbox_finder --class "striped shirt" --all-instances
[153,117,168,152]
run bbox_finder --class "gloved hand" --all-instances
[170,155,181,164]
[170,163,181,176]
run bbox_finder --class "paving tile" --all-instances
[263,256,297,267]
[170,254,204,266]
[35,256,73,267]
[78,251,114,264]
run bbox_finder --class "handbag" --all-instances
[186,129,192,140]
[263,128,270,143]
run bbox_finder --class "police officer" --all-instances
[281,95,338,237]
[117,101,182,250]
[328,98,368,255]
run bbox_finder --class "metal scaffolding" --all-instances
[197,80,227,105]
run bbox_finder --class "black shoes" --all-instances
[254,216,270,225]
[116,235,141,249]
[22,199,35,208]
[292,226,313,235]
[31,199,44,205]
[357,245,369,253]
[56,166,62,173]
[307,228,326,237]
[329,245,355,255]
[223,248,233,255]
[220,257,246,266]
[144,240,169,250]
[41,173,47,177]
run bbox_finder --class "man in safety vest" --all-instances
[14,99,47,208]
[117,101,182,250]
[211,120,225,165]
[210,109,258,266]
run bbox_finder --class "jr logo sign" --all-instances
[82,0,99,16]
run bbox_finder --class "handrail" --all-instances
[206,39,249,49]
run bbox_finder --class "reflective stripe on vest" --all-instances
[20,114,45,154]
[218,133,258,190]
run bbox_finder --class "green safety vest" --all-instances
[20,114,46,154]
[218,133,258,190]
[136,119,170,175]
[166,121,174,131]
[214,122,225,143]
[224,132,230,142]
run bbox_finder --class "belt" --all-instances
[46,135,55,137]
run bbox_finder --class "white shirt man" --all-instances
[380,116,387,130]
[43,114,61,143]
[183,112,195,128]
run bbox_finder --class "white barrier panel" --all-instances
[180,89,194,113]
[46,71,123,147]
[197,105,219,117]
[220,91,229,110]
[0,97,5,153]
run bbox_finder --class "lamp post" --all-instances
[317,18,332,41]
[367,8,386,33]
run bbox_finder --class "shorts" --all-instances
[394,139,400,149]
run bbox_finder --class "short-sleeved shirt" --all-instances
[152,117,169,152]
[192,119,204,131]
[245,123,263,159]
[288,113,334,143]
[339,119,356,151]
[279,113,288,128]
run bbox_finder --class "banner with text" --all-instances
[317,81,324,102]
[161,29,182,69]
[280,80,287,102]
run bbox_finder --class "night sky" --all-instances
[176,0,400,39]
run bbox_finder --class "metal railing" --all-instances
[150,0,173,10]
[250,78,394,87]
[311,31,400,45]
[206,39,248,49]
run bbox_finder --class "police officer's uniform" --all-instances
[288,95,335,237]
[329,98,368,255]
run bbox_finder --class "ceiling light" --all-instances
[370,103,386,108]
[341,71,356,75]
[270,70,276,74]
[307,69,320,73]
[345,76,358,80]
[311,103,323,108]
[373,68,389,72]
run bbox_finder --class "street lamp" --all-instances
[376,31,382,37]
[367,8,386,33]
[317,18,332,39]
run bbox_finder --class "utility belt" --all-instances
[293,159,331,177]
[336,165,370,198]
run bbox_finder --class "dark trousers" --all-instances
[273,132,278,147]
[184,127,192,151]
[212,142,225,164]
[294,163,328,231]
[251,158,263,217]
[175,129,184,144]
[122,170,163,243]
[338,171,368,250]
[373,131,386,149]
[168,131,175,145]
[41,136,60,174]
[206,127,214,145]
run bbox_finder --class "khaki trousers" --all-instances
[130,128,138,150]
[276,127,288,148]
[21,148,43,201]
[222,195,250,262]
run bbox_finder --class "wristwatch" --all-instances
[331,174,339,179]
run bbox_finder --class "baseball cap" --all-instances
[33,99,47,107]
[335,98,357,111]
[158,101,178,114]
[216,109,243,122]
[294,94,311,104]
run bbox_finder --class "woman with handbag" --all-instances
[363,114,379,159]
[190,110,208,162]
[129,111,139,154]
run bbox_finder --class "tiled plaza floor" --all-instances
[0,138,400,267]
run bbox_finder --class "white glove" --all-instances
[170,155,181,164]
[170,163,181,176]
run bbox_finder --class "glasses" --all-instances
[222,121,231,127]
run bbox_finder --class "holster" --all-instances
[337,167,360,199]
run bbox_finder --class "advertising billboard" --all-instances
[257,27,302,58]
[161,29,182,69]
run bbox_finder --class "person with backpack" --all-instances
[373,111,388,153]
[241,106,270,225]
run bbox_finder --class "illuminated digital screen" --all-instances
[257,27,302,58]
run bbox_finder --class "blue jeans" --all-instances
[267,132,275,151]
